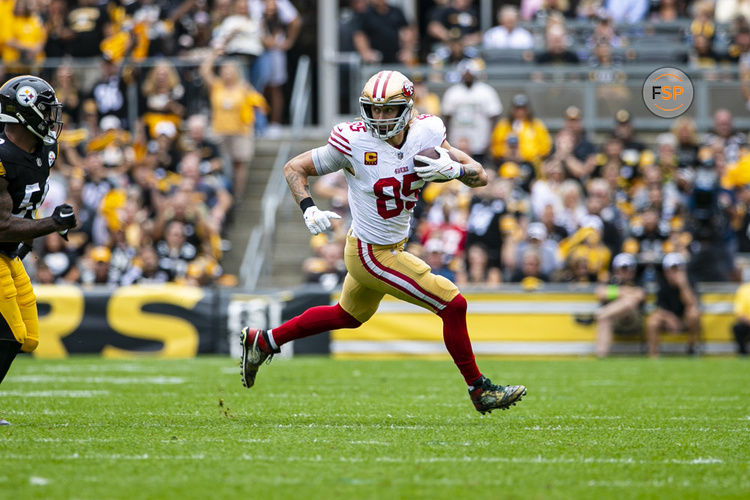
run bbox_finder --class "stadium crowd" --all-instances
[0,0,305,287]
[307,0,750,292]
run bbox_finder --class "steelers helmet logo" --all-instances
[16,86,37,107]
[48,151,56,166]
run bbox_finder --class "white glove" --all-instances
[303,206,342,235]
[413,146,464,182]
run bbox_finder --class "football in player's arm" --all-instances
[0,76,77,425]
[239,70,526,415]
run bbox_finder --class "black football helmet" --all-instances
[0,75,63,145]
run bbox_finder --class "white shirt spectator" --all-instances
[213,15,263,56]
[441,81,502,156]
[605,0,649,24]
[249,0,299,24]
[483,25,534,50]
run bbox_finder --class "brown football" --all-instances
[414,148,460,182]
[413,147,458,167]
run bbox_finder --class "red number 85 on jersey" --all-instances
[373,173,422,219]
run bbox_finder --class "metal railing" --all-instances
[239,55,311,290]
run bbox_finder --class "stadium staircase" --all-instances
[222,137,323,289]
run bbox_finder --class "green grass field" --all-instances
[1,355,748,499]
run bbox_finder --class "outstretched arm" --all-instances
[0,178,74,242]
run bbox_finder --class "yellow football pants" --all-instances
[339,232,459,323]
[0,254,39,352]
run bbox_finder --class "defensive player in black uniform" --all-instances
[0,76,77,425]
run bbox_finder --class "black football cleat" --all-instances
[469,376,526,414]
[240,327,278,388]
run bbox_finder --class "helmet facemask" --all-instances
[359,71,415,141]
[29,99,64,145]
[359,98,412,140]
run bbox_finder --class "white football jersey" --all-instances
[312,114,447,245]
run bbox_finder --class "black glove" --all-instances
[52,204,77,230]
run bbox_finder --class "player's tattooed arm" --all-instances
[0,178,63,242]
[283,150,320,205]
[441,140,488,188]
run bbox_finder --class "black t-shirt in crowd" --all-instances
[355,5,408,63]
[67,4,106,58]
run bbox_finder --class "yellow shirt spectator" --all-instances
[490,117,551,164]
[209,81,267,136]
[2,12,46,65]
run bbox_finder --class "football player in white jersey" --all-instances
[240,70,526,414]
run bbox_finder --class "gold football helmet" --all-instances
[359,70,414,140]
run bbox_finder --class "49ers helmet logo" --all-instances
[16,86,37,106]
[402,81,414,97]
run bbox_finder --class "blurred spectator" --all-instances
[716,0,750,24]
[483,5,534,50]
[354,0,415,64]
[303,241,347,291]
[531,159,566,220]
[540,203,569,242]
[464,175,506,276]
[140,59,186,138]
[497,137,536,193]
[605,0,649,24]
[411,73,441,116]
[120,245,170,285]
[645,253,701,357]
[79,246,117,286]
[535,24,580,64]
[587,14,622,49]
[613,109,646,154]
[259,0,302,135]
[704,108,745,165]
[427,0,481,51]
[211,0,264,82]
[559,215,611,283]
[490,94,552,167]
[90,58,130,128]
[181,114,227,186]
[200,47,268,198]
[67,0,106,58]
[586,178,625,256]
[44,0,74,59]
[423,238,456,282]
[52,63,84,127]
[672,117,700,168]
[732,280,750,355]
[3,0,46,73]
[594,252,645,357]
[510,247,549,286]
[37,232,80,284]
[521,0,575,21]
[441,59,502,165]
[690,34,723,68]
[651,0,685,22]
[456,242,502,286]
[428,31,481,74]
[155,219,199,281]
[508,222,561,278]
[176,151,233,232]
[690,2,716,51]
[146,120,181,175]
